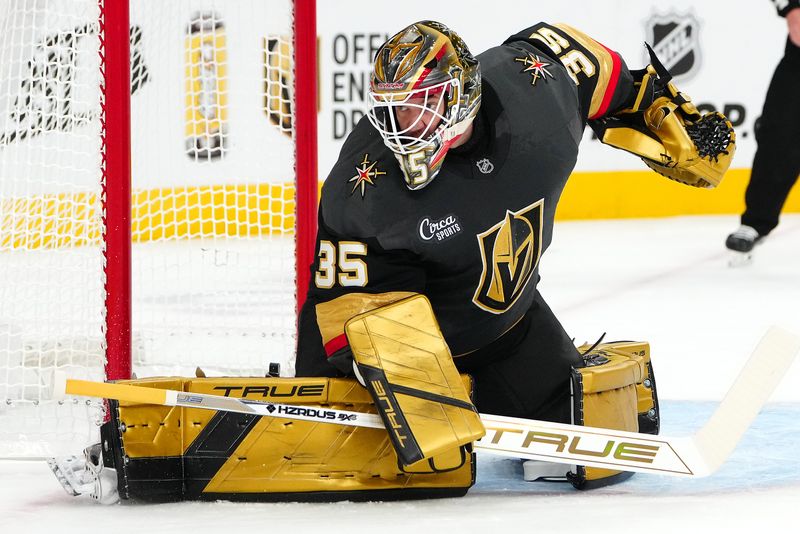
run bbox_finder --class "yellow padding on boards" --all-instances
[346,294,485,465]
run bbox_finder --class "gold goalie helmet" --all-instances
[367,21,481,190]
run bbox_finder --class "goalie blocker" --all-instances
[346,295,486,467]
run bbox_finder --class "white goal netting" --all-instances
[0,0,305,457]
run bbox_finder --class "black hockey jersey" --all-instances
[296,23,636,376]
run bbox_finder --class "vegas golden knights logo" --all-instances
[472,200,543,313]
[264,36,293,136]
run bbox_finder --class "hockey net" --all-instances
[0,0,317,457]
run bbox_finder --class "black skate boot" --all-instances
[726,225,763,252]
[725,225,764,266]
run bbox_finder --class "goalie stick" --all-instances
[53,326,800,478]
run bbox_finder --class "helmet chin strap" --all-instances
[442,115,474,143]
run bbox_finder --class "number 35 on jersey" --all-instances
[315,241,368,288]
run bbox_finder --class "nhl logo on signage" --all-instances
[645,11,702,82]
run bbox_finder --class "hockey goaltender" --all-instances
[52,20,734,503]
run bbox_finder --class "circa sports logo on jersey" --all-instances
[514,52,554,86]
[418,214,462,243]
[349,153,386,197]
[645,11,702,83]
[473,200,543,314]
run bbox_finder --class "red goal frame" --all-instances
[101,0,318,381]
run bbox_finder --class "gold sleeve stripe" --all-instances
[553,23,622,119]
[316,291,417,354]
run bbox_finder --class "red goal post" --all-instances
[103,0,318,381]
[0,0,318,457]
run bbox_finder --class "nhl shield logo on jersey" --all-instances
[349,153,386,197]
[475,158,494,174]
[473,200,543,313]
[645,11,702,82]
[514,52,554,86]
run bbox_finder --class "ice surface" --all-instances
[2,214,799,532]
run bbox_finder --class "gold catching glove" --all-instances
[591,44,735,188]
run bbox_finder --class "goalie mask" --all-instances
[367,21,481,190]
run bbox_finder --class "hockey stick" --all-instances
[53,326,799,478]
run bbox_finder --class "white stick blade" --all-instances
[477,417,700,476]
[692,325,800,475]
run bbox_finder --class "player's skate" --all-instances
[522,459,574,482]
[48,443,119,505]
[725,225,764,266]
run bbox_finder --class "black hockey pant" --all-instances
[742,38,800,236]
[454,291,582,425]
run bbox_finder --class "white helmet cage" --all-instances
[366,21,481,189]
[367,78,462,154]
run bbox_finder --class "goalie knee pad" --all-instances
[98,376,475,502]
[567,340,659,490]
